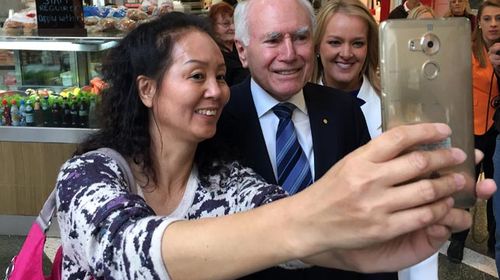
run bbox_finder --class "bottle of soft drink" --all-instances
[2,99,10,126]
[70,97,79,127]
[19,99,26,126]
[79,97,89,128]
[41,96,51,127]
[25,100,35,126]
[0,101,4,126]
[51,98,62,127]
[10,100,20,126]
[61,97,71,127]
[34,97,42,127]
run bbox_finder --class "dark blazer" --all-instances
[216,77,397,280]
[388,4,408,19]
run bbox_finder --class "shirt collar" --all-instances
[403,1,411,12]
[250,78,308,118]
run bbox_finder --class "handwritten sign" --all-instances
[36,0,85,35]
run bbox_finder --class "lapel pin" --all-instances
[322,118,328,124]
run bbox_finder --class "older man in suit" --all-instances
[216,0,397,279]
[388,0,422,19]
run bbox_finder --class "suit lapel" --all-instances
[303,83,342,179]
[229,79,278,184]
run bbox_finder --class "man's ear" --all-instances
[137,75,156,108]
[235,40,249,68]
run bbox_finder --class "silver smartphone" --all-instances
[379,18,476,208]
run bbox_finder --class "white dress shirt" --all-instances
[250,78,315,181]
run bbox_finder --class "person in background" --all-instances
[486,0,500,275]
[444,0,476,32]
[208,2,250,86]
[448,0,500,264]
[388,0,421,19]
[311,0,381,139]
[312,1,438,279]
[204,0,239,9]
[407,5,436,19]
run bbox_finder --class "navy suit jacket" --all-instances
[216,77,397,280]
[388,4,408,19]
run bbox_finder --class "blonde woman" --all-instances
[312,0,381,138]
[407,5,436,19]
[444,0,476,31]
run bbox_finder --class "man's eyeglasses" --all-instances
[217,21,234,28]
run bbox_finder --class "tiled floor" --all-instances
[0,200,498,279]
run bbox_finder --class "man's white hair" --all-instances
[234,0,316,46]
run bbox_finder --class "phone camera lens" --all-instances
[427,41,434,48]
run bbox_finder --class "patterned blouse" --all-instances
[56,150,288,279]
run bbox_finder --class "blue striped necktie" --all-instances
[272,103,313,194]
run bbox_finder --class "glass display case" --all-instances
[0,29,120,137]
[0,30,120,220]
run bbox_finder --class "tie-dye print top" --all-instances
[56,150,288,279]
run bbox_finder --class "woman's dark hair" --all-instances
[77,12,230,187]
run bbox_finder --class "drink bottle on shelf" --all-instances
[78,97,89,128]
[62,97,71,127]
[41,96,51,127]
[70,96,79,127]
[25,100,35,127]
[19,99,26,126]
[2,99,11,126]
[34,97,42,127]
[10,100,20,126]
[51,99,62,127]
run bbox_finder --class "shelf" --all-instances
[0,126,97,143]
[0,65,15,70]
[0,29,121,52]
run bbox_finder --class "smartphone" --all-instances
[379,18,476,208]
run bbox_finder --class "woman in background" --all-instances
[444,0,476,31]
[448,0,500,265]
[407,5,436,19]
[312,0,438,279]
[311,0,380,138]
[207,2,249,86]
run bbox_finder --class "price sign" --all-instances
[36,0,86,36]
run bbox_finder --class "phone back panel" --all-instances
[379,18,475,208]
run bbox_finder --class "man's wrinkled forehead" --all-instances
[260,26,311,41]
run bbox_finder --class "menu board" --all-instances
[35,0,86,36]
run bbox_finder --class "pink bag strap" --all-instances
[36,148,135,233]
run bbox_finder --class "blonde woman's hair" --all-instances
[407,5,436,19]
[473,0,500,68]
[443,0,473,17]
[312,0,380,94]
